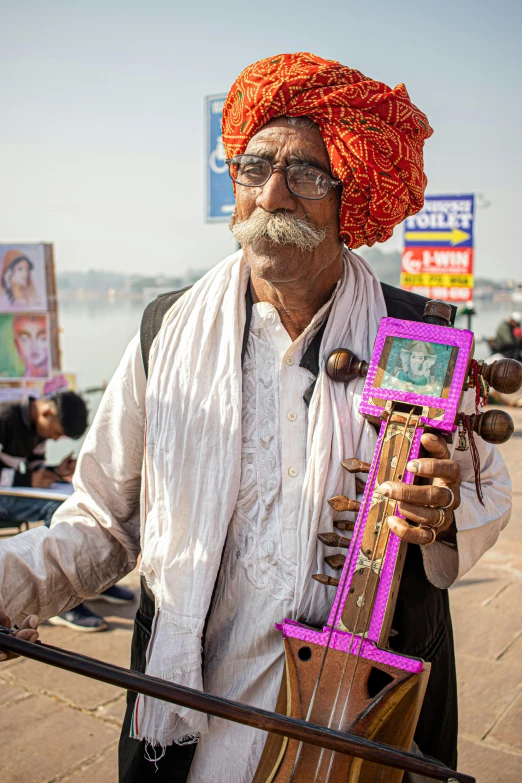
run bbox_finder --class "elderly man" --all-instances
[0,53,511,783]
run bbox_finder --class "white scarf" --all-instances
[135,248,386,749]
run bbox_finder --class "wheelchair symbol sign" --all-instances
[209,135,228,175]
[206,94,235,222]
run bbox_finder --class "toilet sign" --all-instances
[205,94,235,222]
[401,195,475,302]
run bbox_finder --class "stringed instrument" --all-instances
[253,299,522,783]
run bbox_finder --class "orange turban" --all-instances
[222,52,433,249]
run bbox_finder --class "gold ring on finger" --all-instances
[440,487,454,510]
[433,507,446,529]
[420,525,437,546]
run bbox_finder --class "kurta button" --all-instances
[285,356,294,366]
[288,467,298,477]
[287,412,297,421]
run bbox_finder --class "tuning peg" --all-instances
[341,458,371,474]
[318,532,352,548]
[325,349,369,383]
[335,520,355,532]
[325,554,346,570]
[328,495,361,513]
[312,574,340,587]
[355,477,366,494]
[479,358,522,394]
[472,409,514,444]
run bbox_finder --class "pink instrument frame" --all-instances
[279,316,474,672]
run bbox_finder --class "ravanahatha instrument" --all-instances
[252,299,521,783]
[1,301,520,783]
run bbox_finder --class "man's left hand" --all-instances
[380,432,461,546]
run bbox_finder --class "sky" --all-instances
[0,0,521,279]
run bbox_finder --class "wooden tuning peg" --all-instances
[472,409,514,444]
[341,458,371,474]
[312,574,340,587]
[355,477,366,494]
[326,349,369,383]
[318,532,352,548]
[328,495,361,513]
[479,358,522,394]
[325,554,346,570]
[335,520,355,532]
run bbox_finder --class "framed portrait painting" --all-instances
[0,313,51,380]
[0,244,48,313]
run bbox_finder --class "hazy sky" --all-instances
[1,0,520,279]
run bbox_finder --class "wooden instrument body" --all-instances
[253,637,429,783]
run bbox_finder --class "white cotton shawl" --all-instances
[136,247,386,748]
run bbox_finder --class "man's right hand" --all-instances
[31,469,58,489]
[0,613,39,661]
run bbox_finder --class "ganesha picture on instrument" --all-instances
[379,337,454,397]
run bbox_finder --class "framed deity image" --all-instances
[374,337,458,399]
[359,317,474,432]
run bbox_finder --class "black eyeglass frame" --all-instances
[225,154,341,201]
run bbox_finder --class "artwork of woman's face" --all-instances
[10,259,31,288]
[13,316,48,370]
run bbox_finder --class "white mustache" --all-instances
[230,210,327,252]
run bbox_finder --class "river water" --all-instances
[58,294,515,387]
[47,293,518,462]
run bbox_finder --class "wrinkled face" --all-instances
[14,319,48,367]
[233,118,342,284]
[12,259,31,287]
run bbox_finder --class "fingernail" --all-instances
[0,652,6,661]
[380,483,392,496]
[407,461,419,474]
[426,433,439,441]
[29,615,38,629]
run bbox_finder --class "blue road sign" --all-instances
[403,194,474,248]
[205,94,235,222]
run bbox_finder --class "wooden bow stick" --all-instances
[0,629,473,783]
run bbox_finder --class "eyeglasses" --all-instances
[226,154,341,200]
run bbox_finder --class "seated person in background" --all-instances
[0,391,134,631]
[492,312,522,359]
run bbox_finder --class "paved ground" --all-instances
[0,408,521,782]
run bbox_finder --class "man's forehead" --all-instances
[245,119,330,169]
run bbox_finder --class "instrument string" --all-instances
[287,416,391,783]
[319,410,418,783]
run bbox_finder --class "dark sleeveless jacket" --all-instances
[118,283,457,782]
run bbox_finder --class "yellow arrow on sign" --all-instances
[404,228,470,246]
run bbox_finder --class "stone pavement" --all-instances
[451,405,522,782]
[1,408,521,783]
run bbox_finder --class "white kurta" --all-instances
[188,300,332,781]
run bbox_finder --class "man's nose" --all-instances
[255,169,296,213]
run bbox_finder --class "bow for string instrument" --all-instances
[1,302,520,783]
[252,299,522,783]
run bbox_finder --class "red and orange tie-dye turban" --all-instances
[222,52,433,249]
